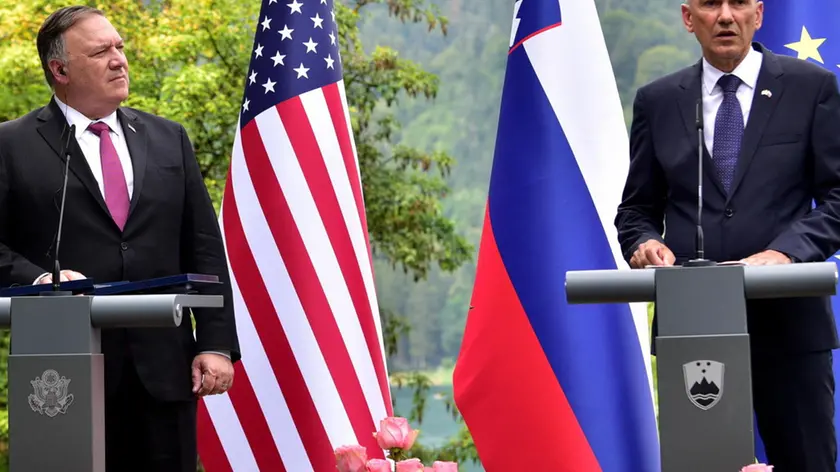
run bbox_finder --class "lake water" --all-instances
[391,385,484,472]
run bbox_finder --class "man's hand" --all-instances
[740,249,793,266]
[192,353,234,396]
[630,240,675,268]
[35,270,86,284]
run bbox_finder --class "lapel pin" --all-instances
[128,123,136,133]
[761,89,772,98]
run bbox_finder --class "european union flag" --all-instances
[758,3,840,73]
[756,1,840,468]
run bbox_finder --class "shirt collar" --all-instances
[53,95,122,140]
[702,45,763,95]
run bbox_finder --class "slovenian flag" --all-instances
[451,0,661,470]
[754,1,840,467]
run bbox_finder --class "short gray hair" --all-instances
[36,6,104,88]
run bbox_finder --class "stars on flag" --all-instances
[312,13,324,29]
[262,77,277,94]
[288,0,303,14]
[785,26,826,63]
[294,63,310,79]
[279,25,293,40]
[239,0,343,125]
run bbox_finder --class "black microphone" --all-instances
[42,123,75,295]
[684,98,715,267]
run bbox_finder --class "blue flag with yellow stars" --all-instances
[756,1,840,467]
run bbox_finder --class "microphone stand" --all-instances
[42,124,75,296]
[684,99,716,268]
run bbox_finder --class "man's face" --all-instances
[682,0,763,70]
[60,14,129,115]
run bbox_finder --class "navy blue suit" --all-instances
[616,42,840,471]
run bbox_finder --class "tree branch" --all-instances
[203,24,234,75]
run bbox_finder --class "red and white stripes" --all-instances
[198,81,392,471]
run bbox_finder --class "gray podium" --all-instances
[565,262,838,472]
[0,292,222,472]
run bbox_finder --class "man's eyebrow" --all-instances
[90,40,124,52]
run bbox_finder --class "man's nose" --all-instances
[719,2,735,23]
[109,55,126,70]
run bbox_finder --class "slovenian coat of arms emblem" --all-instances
[28,369,74,417]
[683,360,724,410]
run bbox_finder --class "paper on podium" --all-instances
[644,261,747,269]
[0,273,221,297]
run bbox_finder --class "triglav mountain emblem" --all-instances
[683,360,724,410]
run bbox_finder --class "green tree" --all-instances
[0,0,474,467]
[633,44,694,89]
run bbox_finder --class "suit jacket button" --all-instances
[724,208,734,217]
[120,242,128,250]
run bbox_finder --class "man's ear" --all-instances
[681,4,695,33]
[49,60,69,85]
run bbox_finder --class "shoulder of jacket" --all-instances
[634,67,694,106]
[119,105,184,132]
[0,106,45,136]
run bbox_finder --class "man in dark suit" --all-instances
[0,5,240,471]
[615,0,840,470]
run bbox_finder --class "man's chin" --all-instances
[111,88,129,104]
[710,44,747,61]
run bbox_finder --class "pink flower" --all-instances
[395,458,425,472]
[432,461,458,472]
[741,464,773,472]
[365,458,392,472]
[335,445,368,472]
[375,417,419,450]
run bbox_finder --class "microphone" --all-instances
[42,123,75,295]
[684,98,715,267]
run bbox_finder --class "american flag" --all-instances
[196,0,393,470]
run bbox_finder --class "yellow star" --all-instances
[785,26,826,63]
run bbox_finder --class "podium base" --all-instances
[9,353,105,472]
[682,258,717,267]
[657,334,755,471]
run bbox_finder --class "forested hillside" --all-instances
[361,0,701,371]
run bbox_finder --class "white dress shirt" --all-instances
[53,95,134,199]
[701,46,763,155]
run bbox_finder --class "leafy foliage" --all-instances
[339,0,472,280]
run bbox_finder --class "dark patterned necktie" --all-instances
[712,74,743,193]
[88,122,129,230]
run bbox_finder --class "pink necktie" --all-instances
[87,122,129,230]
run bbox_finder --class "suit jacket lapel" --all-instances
[727,45,784,201]
[678,61,727,197]
[117,108,147,217]
[35,99,110,216]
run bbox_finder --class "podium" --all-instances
[0,274,224,472]
[565,262,838,472]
